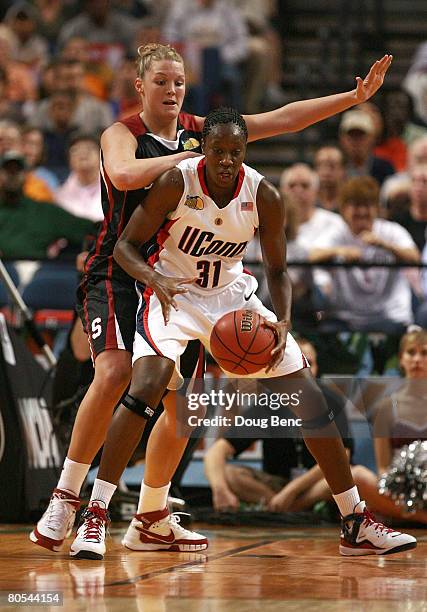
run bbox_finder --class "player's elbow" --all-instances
[109,168,133,191]
[113,238,126,266]
[265,266,287,281]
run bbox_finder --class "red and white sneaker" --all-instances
[30,488,80,552]
[70,502,110,560]
[340,501,417,556]
[122,507,208,552]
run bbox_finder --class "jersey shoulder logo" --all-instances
[183,137,200,150]
[185,195,204,210]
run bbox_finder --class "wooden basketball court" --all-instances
[0,524,425,610]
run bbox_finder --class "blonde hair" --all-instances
[399,327,427,356]
[136,43,184,79]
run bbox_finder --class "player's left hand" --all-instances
[354,54,393,103]
[263,319,290,373]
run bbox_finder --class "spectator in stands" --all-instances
[391,164,427,252]
[339,109,395,186]
[314,146,345,212]
[0,119,56,202]
[162,0,249,113]
[36,90,79,182]
[55,134,103,222]
[280,163,346,250]
[204,339,354,513]
[0,67,24,121]
[29,59,113,136]
[359,99,407,173]
[230,0,286,112]
[311,176,419,334]
[0,24,37,106]
[61,36,112,102]
[109,53,142,119]
[4,1,49,73]
[21,126,59,193]
[0,150,93,260]
[245,195,316,328]
[58,0,140,55]
[351,327,427,524]
[34,0,75,55]
[381,134,427,215]
[0,119,21,155]
[403,40,427,126]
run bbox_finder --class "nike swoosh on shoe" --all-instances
[135,526,176,544]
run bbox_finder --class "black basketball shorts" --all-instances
[76,275,138,360]
[76,275,205,378]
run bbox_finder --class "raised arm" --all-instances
[101,122,199,191]
[257,180,292,371]
[244,55,392,141]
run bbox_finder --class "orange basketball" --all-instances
[210,309,277,375]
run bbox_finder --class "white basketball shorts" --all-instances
[133,273,308,380]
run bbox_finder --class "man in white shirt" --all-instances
[311,176,420,333]
[280,163,346,249]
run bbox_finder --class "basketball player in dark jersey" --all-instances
[30,43,392,556]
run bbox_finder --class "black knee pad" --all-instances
[122,394,156,420]
[301,402,342,430]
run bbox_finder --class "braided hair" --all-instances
[202,107,248,142]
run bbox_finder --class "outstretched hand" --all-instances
[151,274,196,325]
[354,54,393,103]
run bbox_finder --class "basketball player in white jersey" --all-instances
[70,108,416,560]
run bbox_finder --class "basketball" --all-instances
[209,309,277,375]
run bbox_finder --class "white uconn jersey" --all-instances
[153,156,263,294]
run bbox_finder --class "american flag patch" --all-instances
[241,201,253,211]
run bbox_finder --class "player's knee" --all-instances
[122,393,157,420]
[96,361,131,393]
[290,377,327,421]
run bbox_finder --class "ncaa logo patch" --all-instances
[183,137,200,151]
[185,195,204,210]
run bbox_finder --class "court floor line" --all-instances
[104,539,274,587]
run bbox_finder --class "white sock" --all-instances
[138,481,171,514]
[90,479,117,509]
[57,457,90,497]
[333,486,364,517]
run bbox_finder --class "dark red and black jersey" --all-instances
[84,112,202,285]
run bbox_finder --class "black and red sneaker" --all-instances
[340,501,417,556]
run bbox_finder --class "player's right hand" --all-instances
[151,274,196,325]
